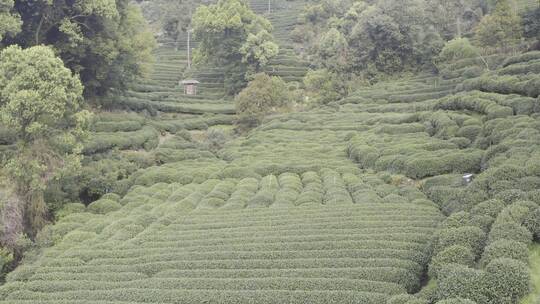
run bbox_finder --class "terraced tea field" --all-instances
[2,0,540,301]
[0,171,442,303]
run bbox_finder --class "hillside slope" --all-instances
[1,0,540,301]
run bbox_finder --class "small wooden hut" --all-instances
[180,79,200,95]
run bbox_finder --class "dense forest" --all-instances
[0,0,540,303]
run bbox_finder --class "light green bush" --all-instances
[436,298,477,304]
[87,199,122,214]
[429,245,475,278]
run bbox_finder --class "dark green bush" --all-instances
[484,258,530,304]
[436,264,488,304]
[488,221,533,245]
[480,240,528,267]
[470,200,505,219]
[429,245,475,278]
[437,226,486,257]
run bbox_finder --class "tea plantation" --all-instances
[1,0,540,303]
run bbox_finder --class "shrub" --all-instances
[488,221,533,245]
[436,264,488,304]
[55,203,86,219]
[87,199,122,214]
[304,69,349,105]
[235,73,289,125]
[437,38,478,64]
[429,245,475,278]
[470,200,505,219]
[480,240,528,267]
[483,258,530,304]
[437,226,486,257]
[474,1,522,49]
[387,294,428,304]
[436,298,477,304]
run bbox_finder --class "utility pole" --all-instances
[187,29,191,70]
[268,0,271,14]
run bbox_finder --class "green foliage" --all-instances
[87,198,122,214]
[521,7,540,41]
[474,0,523,49]
[437,264,488,304]
[480,240,529,267]
[0,45,89,236]
[429,245,475,278]
[0,247,13,279]
[437,38,479,64]
[304,69,349,105]
[436,226,486,257]
[240,30,279,70]
[316,28,350,72]
[295,0,444,75]
[436,298,477,304]
[483,258,530,304]
[192,0,278,93]
[0,0,20,42]
[8,0,156,98]
[235,73,289,124]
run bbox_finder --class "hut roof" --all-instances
[181,79,200,85]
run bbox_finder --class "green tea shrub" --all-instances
[87,199,122,214]
[440,212,471,229]
[387,294,428,304]
[483,258,530,304]
[429,245,475,278]
[436,264,488,304]
[92,120,143,132]
[101,193,121,202]
[436,226,486,256]
[55,203,86,219]
[502,51,540,67]
[436,298,477,304]
[470,200,505,219]
[488,221,533,245]
[480,240,528,267]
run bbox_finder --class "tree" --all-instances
[156,0,204,50]
[0,0,21,41]
[474,0,523,49]
[192,0,278,94]
[5,0,156,98]
[316,28,349,72]
[235,73,289,125]
[304,69,349,105]
[240,30,279,71]
[522,6,540,44]
[0,45,90,239]
[437,38,478,63]
[426,0,486,39]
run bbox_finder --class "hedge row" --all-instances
[83,126,159,155]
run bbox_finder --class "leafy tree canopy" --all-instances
[2,0,156,99]
[0,45,91,237]
[192,0,278,94]
[235,73,289,125]
[474,0,523,49]
[0,0,21,41]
